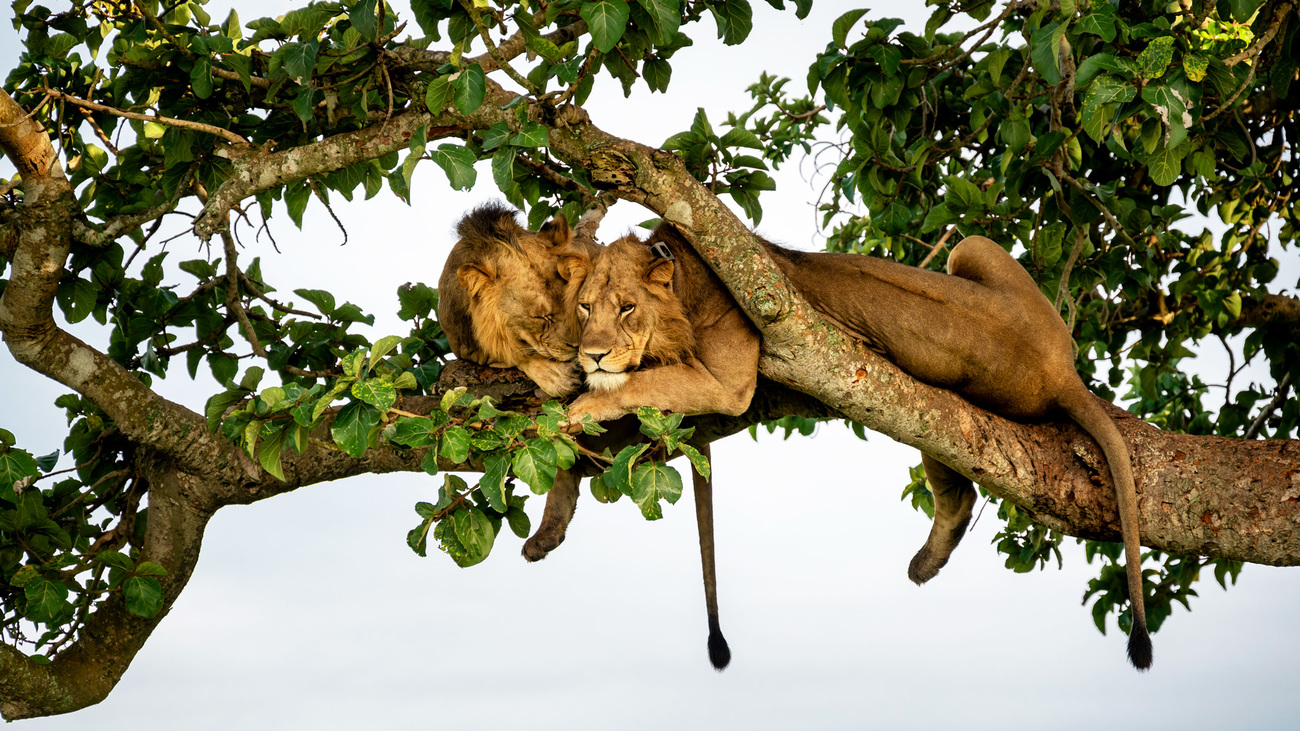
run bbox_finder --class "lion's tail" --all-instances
[1060,385,1151,670]
[693,444,731,670]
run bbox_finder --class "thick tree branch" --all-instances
[533,108,1300,566]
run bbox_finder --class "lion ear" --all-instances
[540,214,573,249]
[457,262,496,298]
[645,258,674,287]
[557,253,590,283]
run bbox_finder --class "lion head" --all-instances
[437,203,591,395]
[560,231,695,392]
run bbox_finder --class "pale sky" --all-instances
[3,2,1299,728]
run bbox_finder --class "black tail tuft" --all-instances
[707,629,731,671]
[1127,623,1153,671]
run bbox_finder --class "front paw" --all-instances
[521,359,580,397]
[566,393,626,425]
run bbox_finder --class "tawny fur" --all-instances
[539,221,1151,671]
[437,203,598,397]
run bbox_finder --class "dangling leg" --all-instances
[693,444,730,670]
[522,467,579,562]
[908,452,978,585]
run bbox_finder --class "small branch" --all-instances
[1244,371,1294,439]
[133,0,195,58]
[73,168,194,248]
[1224,2,1292,66]
[1058,170,1138,249]
[42,89,249,146]
[918,225,956,269]
[221,225,267,358]
[240,273,321,319]
[459,0,540,94]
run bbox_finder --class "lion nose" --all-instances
[585,349,610,365]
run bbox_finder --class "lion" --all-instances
[437,203,596,397]
[548,220,1150,672]
[436,204,604,562]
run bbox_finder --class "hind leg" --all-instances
[908,452,978,585]
[522,468,579,562]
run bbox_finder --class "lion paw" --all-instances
[907,545,949,586]
[521,359,581,397]
[522,530,565,562]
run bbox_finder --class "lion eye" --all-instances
[620,304,635,314]
[577,303,590,313]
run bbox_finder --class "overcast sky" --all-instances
[3,1,1300,728]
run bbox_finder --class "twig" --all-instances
[0,90,52,129]
[133,0,195,58]
[42,88,249,145]
[240,272,321,319]
[1244,371,1293,439]
[1058,170,1138,249]
[1224,2,1292,66]
[918,225,956,268]
[74,167,195,247]
[1054,227,1088,312]
[221,224,267,358]
[459,0,540,95]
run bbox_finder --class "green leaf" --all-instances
[425,75,454,112]
[642,58,672,92]
[369,335,404,371]
[630,461,683,520]
[134,561,169,577]
[1000,118,1031,151]
[453,64,486,114]
[680,443,711,480]
[331,402,381,458]
[492,147,517,189]
[430,144,478,191]
[1030,22,1066,86]
[0,450,39,501]
[294,289,336,317]
[481,121,512,150]
[1227,0,1264,23]
[281,40,320,83]
[24,577,69,624]
[588,473,622,503]
[832,8,869,48]
[1147,147,1183,186]
[876,201,911,236]
[512,438,558,494]
[95,550,135,572]
[608,443,650,496]
[1137,36,1175,79]
[440,425,471,463]
[510,122,549,147]
[506,505,531,538]
[421,448,441,475]
[123,576,164,617]
[257,423,289,481]
[190,57,213,99]
[720,127,762,150]
[1077,3,1117,42]
[581,0,631,53]
[708,0,753,45]
[638,0,681,45]
[1184,53,1209,83]
[351,0,378,41]
[391,414,447,447]
[452,508,495,566]
[205,389,245,432]
[478,453,511,512]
